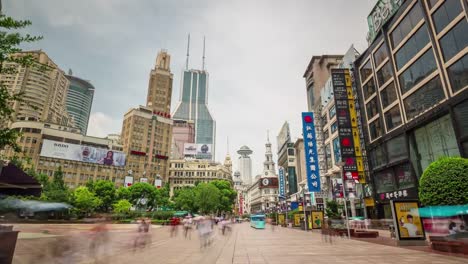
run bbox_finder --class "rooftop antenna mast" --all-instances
[185,34,190,70]
[202,36,206,71]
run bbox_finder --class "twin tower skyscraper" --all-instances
[173,35,216,160]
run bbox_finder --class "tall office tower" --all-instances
[65,71,95,135]
[173,37,216,160]
[171,119,195,159]
[121,50,174,183]
[237,146,253,185]
[0,50,73,127]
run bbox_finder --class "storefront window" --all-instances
[380,82,398,109]
[374,169,396,193]
[376,62,393,87]
[432,0,463,33]
[332,137,341,165]
[447,54,468,93]
[413,114,460,172]
[399,49,438,94]
[387,135,407,163]
[366,97,379,120]
[360,59,373,81]
[363,78,376,100]
[390,3,424,48]
[369,119,383,141]
[384,105,403,131]
[396,163,415,189]
[404,76,445,120]
[439,19,468,62]
[374,43,388,67]
[394,24,430,70]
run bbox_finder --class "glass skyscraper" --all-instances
[65,74,95,135]
[173,69,216,160]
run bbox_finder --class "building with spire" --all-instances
[172,35,216,160]
[237,145,253,185]
[120,50,174,184]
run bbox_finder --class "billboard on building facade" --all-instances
[301,112,321,192]
[391,200,426,240]
[40,139,126,167]
[278,166,286,199]
[367,0,404,44]
[183,143,212,156]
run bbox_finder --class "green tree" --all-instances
[419,157,468,206]
[92,180,116,212]
[325,200,341,219]
[0,7,42,152]
[71,186,101,216]
[154,183,170,208]
[128,182,157,209]
[195,183,220,214]
[113,199,132,214]
[211,180,236,213]
[41,167,70,203]
[116,186,131,201]
[173,187,198,213]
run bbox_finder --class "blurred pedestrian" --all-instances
[89,219,110,262]
[170,217,179,237]
[183,216,193,239]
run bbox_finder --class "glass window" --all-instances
[404,76,445,120]
[376,62,393,87]
[330,122,338,133]
[332,137,341,164]
[380,82,398,109]
[387,135,407,163]
[360,59,373,82]
[374,44,388,67]
[427,0,440,9]
[366,97,379,119]
[369,118,383,140]
[447,55,468,93]
[323,129,330,140]
[325,144,332,170]
[374,169,396,193]
[453,100,468,138]
[370,145,387,168]
[363,78,376,100]
[432,0,463,33]
[307,85,315,110]
[439,19,468,62]
[329,105,336,118]
[391,3,424,48]
[394,24,430,70]
[399,49,438,94]
[385,105,403,131]
[395,163,415,189]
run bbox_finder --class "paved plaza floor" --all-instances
[11,222,467,263]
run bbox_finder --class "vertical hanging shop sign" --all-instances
[302,112,321,192]
[331,69,365,185]
[278,166,286,199]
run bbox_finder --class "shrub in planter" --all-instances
[419,157,468,206]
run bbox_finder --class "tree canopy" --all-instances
[419,157,468,206]
[71,186,101,216]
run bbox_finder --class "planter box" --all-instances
[0,230,20,264]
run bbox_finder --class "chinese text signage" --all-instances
[278,166,286,199]
[367,0,404,44]
[301,112,321,192]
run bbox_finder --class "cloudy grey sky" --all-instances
[7,0,376,175]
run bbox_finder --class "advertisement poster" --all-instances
[278,166,286,199]
[301,112,321,192]
[278,214,285,225]
[154,179,162,189]
[311,211,324,229]
[294,214,301,227]
[391,200,425,240]
[124,176,134,187]
[40,139,126,167]
[140,178,148,183]
[183,143,197,155]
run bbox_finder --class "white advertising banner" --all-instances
[183,143,197,155]
[196,144,212,156]
[40,139,126,167]
[154,179,162,189]
[140,178,148,183]
[124,176,133,187]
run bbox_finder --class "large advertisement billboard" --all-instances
[183,143,212,156]
[40,139,126,167]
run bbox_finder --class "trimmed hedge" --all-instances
[419,157,468,206]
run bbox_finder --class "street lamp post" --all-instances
[300,183,308,231]
[337,162,351,239]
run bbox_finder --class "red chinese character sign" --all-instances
[302,112,321,192]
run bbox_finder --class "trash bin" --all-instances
[0,226,19,264]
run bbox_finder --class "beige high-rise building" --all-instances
[121,50,174,184]
[1,50,73,127]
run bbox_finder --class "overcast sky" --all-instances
[7,0,376,175]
